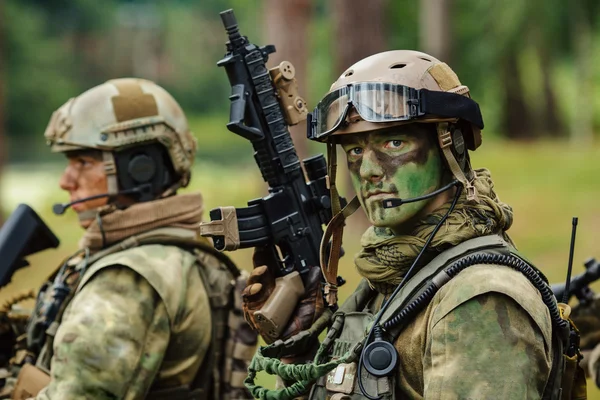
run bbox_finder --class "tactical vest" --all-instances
[13,228,255,400]
[247,234,586,400]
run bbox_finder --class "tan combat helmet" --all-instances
[321,50,481,150]
[310,50,484,202]
[312,51,485,304]
[44,78,197,198]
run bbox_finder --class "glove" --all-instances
[242,246,325,344]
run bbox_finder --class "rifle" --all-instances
[552,258,600,305]
[200,9,343,339]
[0,204,60,289]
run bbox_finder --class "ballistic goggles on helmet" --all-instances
[307,82,484,141]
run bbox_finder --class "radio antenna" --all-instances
[562,217,579,304]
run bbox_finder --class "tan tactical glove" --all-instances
[570,296,600,387]
[242,246,325,345]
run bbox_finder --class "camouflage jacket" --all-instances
[389,264,553,399]
[34,241,213,399]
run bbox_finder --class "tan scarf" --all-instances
[355,169,514,294]
[79,193,204,252]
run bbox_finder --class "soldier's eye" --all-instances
[384,140,404,149]
[348,147,363,156]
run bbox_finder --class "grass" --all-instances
[1,139,600,397]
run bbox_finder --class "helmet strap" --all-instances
[320,142,361,306]
[102,151,119,196]
[436,122,479,202]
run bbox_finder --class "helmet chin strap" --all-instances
[436,122,479,203]
[320,122,480,306]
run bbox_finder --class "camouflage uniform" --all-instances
[391,265,552,398]
[243,50,578,400]
[37,242,212,399]
[6,78,256,400]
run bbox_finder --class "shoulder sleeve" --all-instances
[36,266,170,400]
[422,265,553,399]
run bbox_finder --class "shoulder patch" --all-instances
[429,264,552,350]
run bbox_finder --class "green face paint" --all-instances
[340,125,443,232]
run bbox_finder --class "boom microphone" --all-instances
[382,180,460,209]
[52,185,151,215]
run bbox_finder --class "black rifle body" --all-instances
[210,10,337,280]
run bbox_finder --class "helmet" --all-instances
[44,78,197,198]
[309,50,483,151]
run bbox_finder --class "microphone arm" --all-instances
[382,180,460,209]
[52,185,151,215]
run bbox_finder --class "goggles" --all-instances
[307,82,484,141]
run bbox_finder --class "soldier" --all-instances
[1,78,256,400]
[242,51,586,399]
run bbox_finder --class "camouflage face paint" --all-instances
[340,124,443,232]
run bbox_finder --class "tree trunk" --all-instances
[264,0,312,161]
[332,0,387,76]
[570,2,593,145]
[502,52,534,139]
[419,0,453,63]
[332,0,387,230]
[0,0,5,224]
[538,47,562,137]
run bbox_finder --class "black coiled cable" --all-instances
[383,253,567,333]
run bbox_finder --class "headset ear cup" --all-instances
[128,154,156,183]
[450,125,467,172]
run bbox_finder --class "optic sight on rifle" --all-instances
[552,258,600,305]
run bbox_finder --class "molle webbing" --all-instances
[110,80,159,122]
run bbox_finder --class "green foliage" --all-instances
[4,0,600,162]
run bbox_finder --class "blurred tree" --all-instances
[331,0,388,228]
[419,0,453,63]
[0,0,5,222]
[264,0,312,160]
[331,0,387,76]
[571,0,594,144]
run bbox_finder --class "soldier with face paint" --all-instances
[0,78,257,400]
[242,51,586,399]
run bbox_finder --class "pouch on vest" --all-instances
[11,364,49,400]
[309,311,395,400]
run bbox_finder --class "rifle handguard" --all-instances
[254,271,304,342]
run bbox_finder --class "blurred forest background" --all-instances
[1,0,600,395]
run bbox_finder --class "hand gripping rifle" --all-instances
[0,204,60,289]
[200,9,344,339]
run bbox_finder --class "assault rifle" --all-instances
[200,9,343,338]
[0,204,60,289]
[552,258,600,305]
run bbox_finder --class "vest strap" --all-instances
[380,234,510,327]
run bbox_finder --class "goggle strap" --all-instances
[421,89,484,129]
[437,123,479,203]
